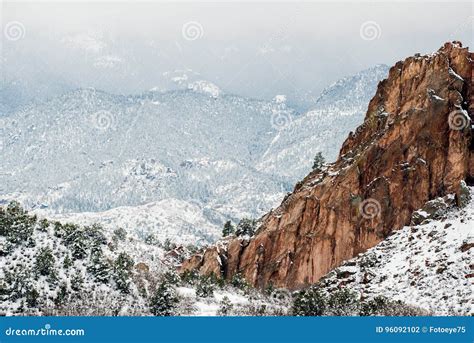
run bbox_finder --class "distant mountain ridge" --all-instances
[0,65,388,244]
[258,64,389,180]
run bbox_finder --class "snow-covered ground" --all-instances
[1,188,472,316]
[317,188,474,316]
[175,286,290,316]
[177,287,248,316]
[0,205,166,316]
[35,199,221,246]
[0,201,289,316]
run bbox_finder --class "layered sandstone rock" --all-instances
[181,42,473,290]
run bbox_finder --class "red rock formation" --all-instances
[181,42,473,290]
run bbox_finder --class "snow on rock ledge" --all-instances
[316,188,474,316]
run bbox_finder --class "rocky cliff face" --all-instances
[181,42,474,290]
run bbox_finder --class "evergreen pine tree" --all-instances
[359,296,390,316]
[222,221,235,237]
[327,288,359,315]
[149,281,179,316]
[230,273,250,291]
[54,283,68,306]
[113,227,127,241]
[70,271,84,292]
[180,270,199,286]
[144,233,159,246]
[87,250,111,283]
[163,238,176,251]
[162,271,181,285]
[312,152,325,172]
[217,296,233,316]
[64,226,89,260]
[53,221,64,238]
[86,224,107,255]
[235,218,257,237]
[26,287,39,308]
[3,267,31,301]
[38,218,50,232]
[195,276,215,298]
[292,287,327,316]
[113,252,134,293]
[35,247,56,277]
[1,201,35,244]
[63,254,73,269]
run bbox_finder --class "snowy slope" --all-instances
[0,201,289,316]
[316,189,474,316]
[175,286,289,316]
[258,64,389,180]
[0,202,166,316]
[3,188,471,317]
[40,199,221,246]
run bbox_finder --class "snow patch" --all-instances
[188,81,221,98]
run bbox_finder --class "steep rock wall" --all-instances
[181,42,473,290]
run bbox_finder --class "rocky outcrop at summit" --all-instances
[181,42,473,290]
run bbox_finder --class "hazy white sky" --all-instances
[1,1,472,108]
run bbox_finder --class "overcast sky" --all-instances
[1,1,472,108]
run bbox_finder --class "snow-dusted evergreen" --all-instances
[0,201,164,315]
[0,201,290,316]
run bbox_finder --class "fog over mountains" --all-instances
[0,65,388,244]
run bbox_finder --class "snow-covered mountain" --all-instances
[1,88,293,241]
[258,64,389,180]
[0,66,388,244]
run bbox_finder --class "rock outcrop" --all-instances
[314,189,474,315]
[181,42,474,290]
